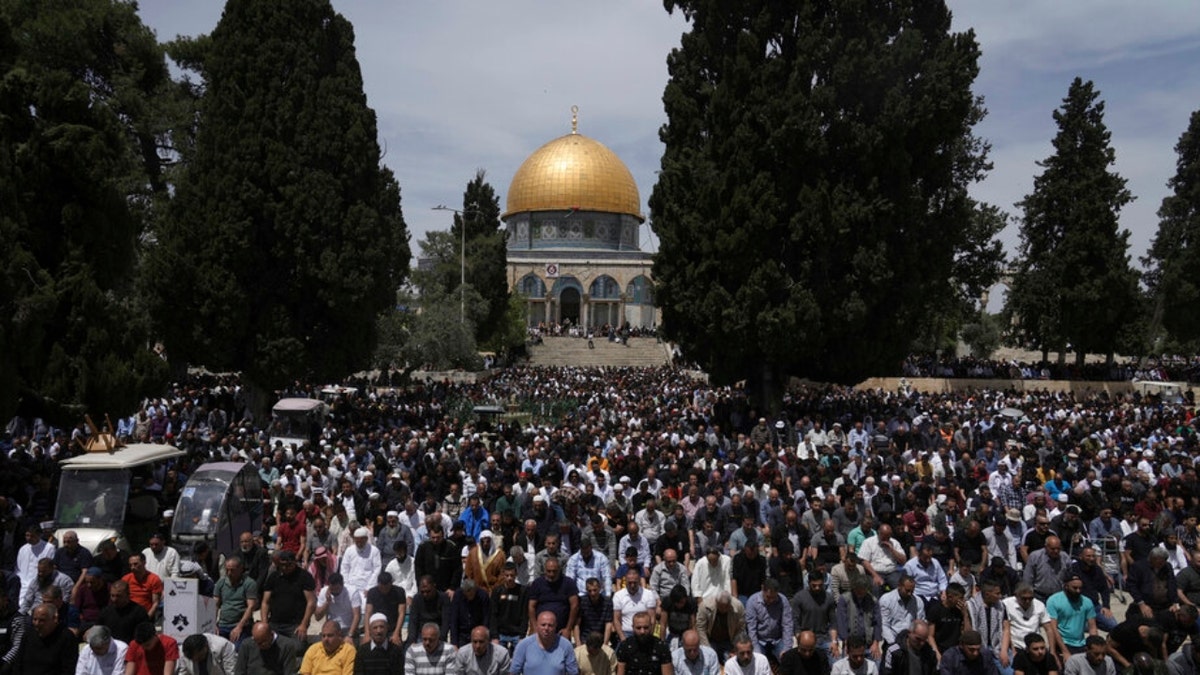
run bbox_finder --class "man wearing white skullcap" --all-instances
[340,527,381,607]
[354,612,403,674]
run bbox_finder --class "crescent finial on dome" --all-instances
[571,105,579,134]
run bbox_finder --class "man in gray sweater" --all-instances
[791,573,838,661]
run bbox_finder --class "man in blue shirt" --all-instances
[1045,574,1097,666]
[512,610,579,675]
[459,495,490,540]
[673,630,719,675]
[745,579,793,661]
[903,543,948,606]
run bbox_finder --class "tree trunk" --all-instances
[241,378,274,431]
[167,357,190,388]
[747,364,783,417]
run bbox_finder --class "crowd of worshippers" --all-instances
[5,368,1200,675]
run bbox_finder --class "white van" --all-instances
[54,443,185,553]
[268,398,328,451]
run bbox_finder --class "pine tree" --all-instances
[145,0,409,397]
[1007,78,1138,364]
[424,171,513,352]
[462,173,510,348]
[454,172,509,348]
[1144,111,1200,345]
[649,0,1000,403]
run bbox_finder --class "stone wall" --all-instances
[853,377,1138,395]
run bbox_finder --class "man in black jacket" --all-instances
[489,564,527,654]
[14,603,77,675]
[97,580,149,642]
[406,576,451,646]
[882,620,938,675]
[1127,549,1177,620]
[237,531,271,591]
[235,621,303,675]
[779,630,831,675]
[413,526,462,593]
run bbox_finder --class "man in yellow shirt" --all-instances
[575,631,617,675]
[300,620,356,675]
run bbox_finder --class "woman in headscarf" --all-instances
[464,530,506,592]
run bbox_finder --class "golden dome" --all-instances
[504,131,644,222]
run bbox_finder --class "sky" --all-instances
[137,1,1200,307]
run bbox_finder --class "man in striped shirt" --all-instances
[406,621,461,675]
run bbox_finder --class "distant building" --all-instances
[503,109,656,329]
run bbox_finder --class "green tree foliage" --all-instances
[0,1,172,424]
[960,313,1003,359]
[371,291,413,373]
[407,230,492,369]
[493,292,531,358]
[650,0,1000,403]
[429,171,510,348]
[911,200,1009,356]
[404,287,483,372]
[159,34,213,169]
[412,230,461,298]
[1007,78,1139,364]
[1144,110,1200,344]
[145,0,409,395]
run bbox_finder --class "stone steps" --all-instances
[528,335,672,367]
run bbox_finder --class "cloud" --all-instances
[952,2,1200,72]
[330,1,686,247]
[137,1,1200,267]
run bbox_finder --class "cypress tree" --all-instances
[0,0,172,423]
[1007,78,1138,364]
[146,0,409,396]
[1145,111,1200,345]
[650,0,1000,404]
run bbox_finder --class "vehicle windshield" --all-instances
[173,475,231,535]
[270,411,313,439]
[55,469,130,530]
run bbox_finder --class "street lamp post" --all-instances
[432,203,477,325]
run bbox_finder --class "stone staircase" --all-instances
[528,335,673,368]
